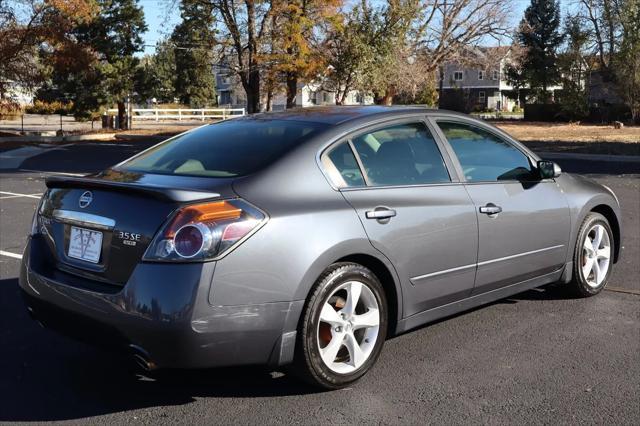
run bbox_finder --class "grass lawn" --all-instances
[494,122,640,156]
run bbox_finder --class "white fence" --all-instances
[106,108,245,122]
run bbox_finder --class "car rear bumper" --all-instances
[19,238,303,369]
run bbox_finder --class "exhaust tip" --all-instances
[129,344,157,371]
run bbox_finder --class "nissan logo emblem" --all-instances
[79,191,93,208]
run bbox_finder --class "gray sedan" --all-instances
[19,106,622,389]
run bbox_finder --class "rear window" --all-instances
[118,119,325,177]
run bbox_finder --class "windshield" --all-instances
[118,119,325,177]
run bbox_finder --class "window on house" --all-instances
[454,71,463,81]
[492,70,499,80]
[479,91,486,103]
[478,70,484,80]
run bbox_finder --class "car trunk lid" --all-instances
[38,169,236,287]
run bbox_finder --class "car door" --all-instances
[320,119,478,316]
[432,118,571,294]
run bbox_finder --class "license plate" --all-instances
[68,226,103,263]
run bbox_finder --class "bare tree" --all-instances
[410,0,512,94]
[575,0,622,74]
[205,0,274,113]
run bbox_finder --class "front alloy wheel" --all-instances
[294,262,388,389]
[581,223,611,288]
[571,212,614,297]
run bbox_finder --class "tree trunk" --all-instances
[381,87,395,105]
[117,101,127,130]
[339,90,349,105]
[438,65,444,108]
[245,67,260,113]
[266,86,273,112]
[286,72,297,108]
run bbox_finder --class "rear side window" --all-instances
[321,142,365,187]
[119,119,324,177]
[350,122,451,186]
[437,121,533,182]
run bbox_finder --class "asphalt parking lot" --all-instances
[0,140,638,424]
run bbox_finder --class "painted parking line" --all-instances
[605,286,640,296]
[0,250,22,260]
[0,191,42,200]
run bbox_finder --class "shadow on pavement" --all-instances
[0,277,316,422]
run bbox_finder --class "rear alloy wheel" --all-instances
[294,262,387,389]
[570,212,614,297]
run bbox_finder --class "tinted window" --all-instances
[437,122,533,182]
[119,119,324,177]
[350,122,450,186]
[322,142,365,187]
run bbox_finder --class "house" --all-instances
[214,64,246,108]
[438,46,519,113]
[438,46,575,113]
[213,63,373,111]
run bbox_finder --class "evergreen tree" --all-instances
[557,15,590,120]
[134,40,177,103]
[170,0,217,107]
[73,0,147,124]
[517,0,564,102]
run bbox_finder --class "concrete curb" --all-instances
[0,133,115,143]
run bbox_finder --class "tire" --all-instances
[569,212,614,297]
[293,262,388,390]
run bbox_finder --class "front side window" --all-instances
[454,71,463,81]
[478,70,484,80]
[119,119,324,177]
[350,122,451,186]
[492,70,499,80]
[437,121,533,182]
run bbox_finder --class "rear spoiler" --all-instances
[45,175,220,203]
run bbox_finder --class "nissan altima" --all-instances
[19,106,622,389]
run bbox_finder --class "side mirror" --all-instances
[537,160,562,179]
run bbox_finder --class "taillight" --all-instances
[29,192,47,236]
[143,199,266,262]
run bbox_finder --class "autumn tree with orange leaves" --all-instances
[0,0,97,100]
[265,0,342,109]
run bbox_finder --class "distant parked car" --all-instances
[20,106,622,389]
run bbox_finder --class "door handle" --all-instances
[479,203,502,215]
[366,208,397,220]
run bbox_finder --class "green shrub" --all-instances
[25,100,74,115]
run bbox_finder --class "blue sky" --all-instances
[140,0,181,55]
[139,0,570,56]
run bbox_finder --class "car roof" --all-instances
[246,105,467,125]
